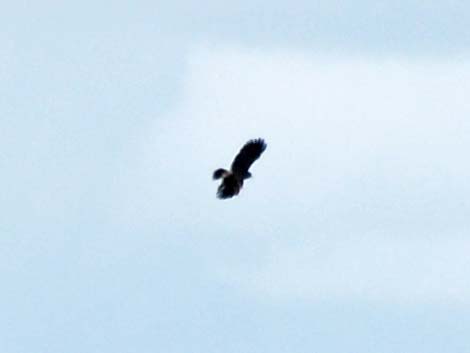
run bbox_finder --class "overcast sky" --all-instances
[2,2,470,353]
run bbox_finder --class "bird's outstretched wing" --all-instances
[231,138,267,177]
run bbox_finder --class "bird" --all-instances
[213,138,267,199]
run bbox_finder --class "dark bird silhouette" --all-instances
[213,138,267,199]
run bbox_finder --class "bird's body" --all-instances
[213,138,267,199]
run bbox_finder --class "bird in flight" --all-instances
[213,138,267,199]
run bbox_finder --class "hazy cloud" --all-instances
[120,46,470,305]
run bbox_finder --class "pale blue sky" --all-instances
[2,2,470,353]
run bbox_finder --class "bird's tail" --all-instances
[213,168,229,180]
